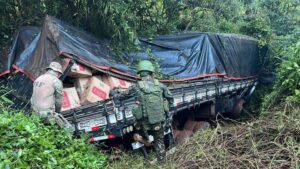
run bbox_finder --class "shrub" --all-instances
[264,39,300,107]
[0,110,107,168]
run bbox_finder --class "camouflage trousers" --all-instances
[138,122,166,162]
[33,110,73,131]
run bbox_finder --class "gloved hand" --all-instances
[169,101,175,109]
[109,89,120,98]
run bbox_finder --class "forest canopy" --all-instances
[0,0,299,104]
[0,0,299,50]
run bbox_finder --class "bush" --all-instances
[0,110,107,168]
[264,39,300,108]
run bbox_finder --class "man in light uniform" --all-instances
[31,62,71,129]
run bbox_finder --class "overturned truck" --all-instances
[1,16,262,150]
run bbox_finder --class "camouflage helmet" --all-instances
[47,62,63,74]
[136,60,155,74]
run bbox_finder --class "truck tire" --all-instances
[231,98,245,119]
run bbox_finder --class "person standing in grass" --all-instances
[31,61,71,130]
[111,60,173,163]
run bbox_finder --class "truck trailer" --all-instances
[1,16,262,151]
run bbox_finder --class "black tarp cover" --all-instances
[1,16,260,81]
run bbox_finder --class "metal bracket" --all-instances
[60,59,75,81]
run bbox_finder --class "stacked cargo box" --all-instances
[173,119,210,144]
[61,63,131,111]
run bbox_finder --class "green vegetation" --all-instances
[1,0,300,168]
[0,0,299,51]
[166,109,300,168]
[0,92,107,168]
[264,39,300,108]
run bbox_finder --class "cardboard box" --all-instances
[173,129,180,139]
[193,121,210,132]
[175,130,193,144]
[81,76,110,104]
[61,87,81,112]
[102,75,131,89]
[183,119,198,131]
[184,120,210,132]
[74,77,90,99]
[68,63,92,77]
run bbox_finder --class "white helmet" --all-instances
[47,62,63,74]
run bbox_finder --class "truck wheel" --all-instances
[231,99,245,119]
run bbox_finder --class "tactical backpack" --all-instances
[136,79,166,124]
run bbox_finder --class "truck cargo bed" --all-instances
[60,76,256,141]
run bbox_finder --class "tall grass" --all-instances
[0,85,108,169]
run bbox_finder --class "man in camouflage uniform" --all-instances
[111,60,173,163]
[31,62,71,130]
